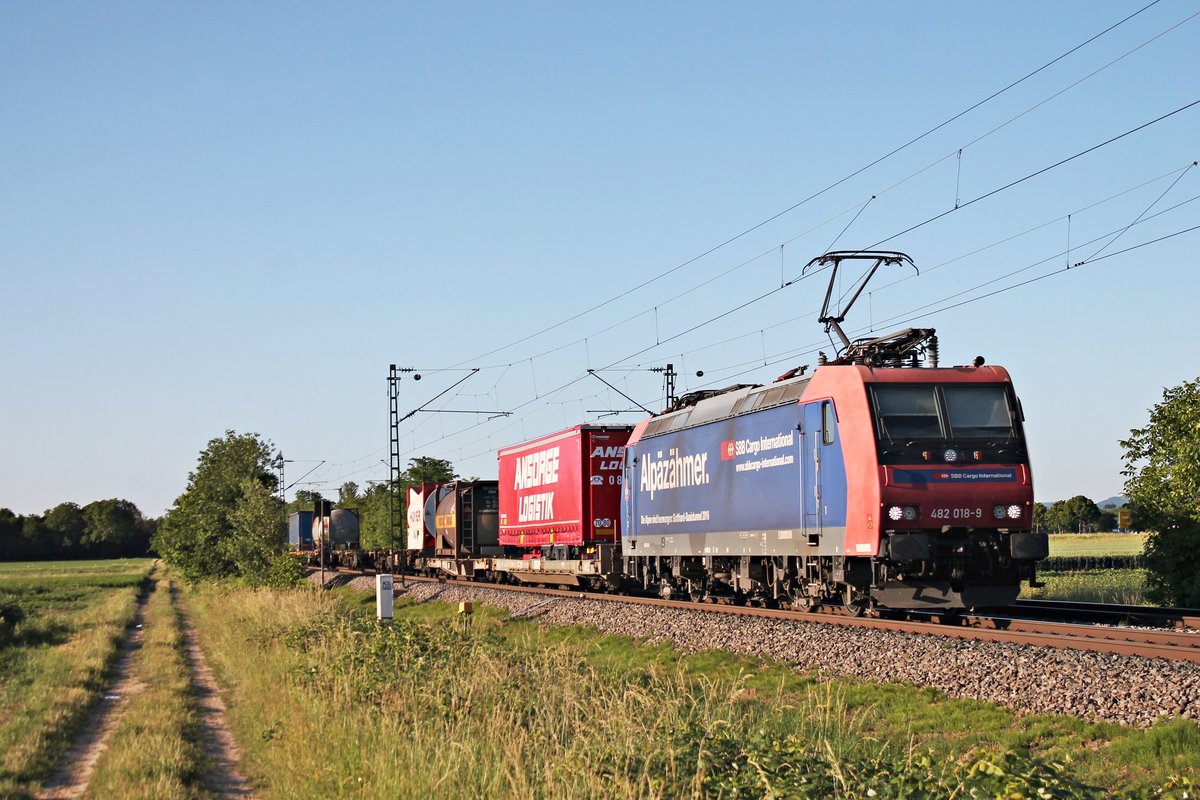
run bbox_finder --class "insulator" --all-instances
[928,336,939,368]
[818,351,828,365]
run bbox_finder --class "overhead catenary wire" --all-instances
[448,177,1200,462]
[378,21,1195,473]
[387,173,1199,470]
[466,14,1199,379]
[1073,160,1196,265]
[608,102,1200,370]
[444,0,1162,370]
[853,98,1200,256]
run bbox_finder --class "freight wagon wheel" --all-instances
[686,579,706,603]
[786,582,819,612]
[842,586,868,617]
[796,595,820,612]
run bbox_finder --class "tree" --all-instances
[0,502,153,561]
[1031,503,1049,532]
[357,482,397,549]
[1057,495,1102,533]
[154,431,281,581]
[288,489,324,515]
[0,509,29,561]
[226,478,286,585]
[43,502,86,553]
[1121,377,1200,605]
[401,456,457,484]
[338,482,360,505]
[20,515,54,559]
[82,499,146,557]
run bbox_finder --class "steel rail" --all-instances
[1012,598,1200,629]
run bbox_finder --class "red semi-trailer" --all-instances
[498,424,632,550]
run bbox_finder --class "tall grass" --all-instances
[184,586,1156,799]
[1022,569,1149,605]
[0,560,153,796]
[86,574,209,799]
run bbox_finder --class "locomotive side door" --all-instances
[801,402,823,541]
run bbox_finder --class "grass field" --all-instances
[3,559,1193,797]
[1048,533,1148,557]
[1035,533,1150,604]
[1021,569,1149,604]
[0,558,154,796]
[186,582,1198,799]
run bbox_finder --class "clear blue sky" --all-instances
[2,1,1197,517]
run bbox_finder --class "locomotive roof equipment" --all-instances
[803,250,938,369]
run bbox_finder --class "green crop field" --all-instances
[1021,569,1149,605]
[0,558,154,796]
[1047,533,1148,557]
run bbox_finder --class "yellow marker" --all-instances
[458,601,474,615]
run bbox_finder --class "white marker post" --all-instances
[376,574,394,621]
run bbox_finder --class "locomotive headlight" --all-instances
[902,506,918,521]
[887,505,904,521]
[993,505,1007,520]
[1007,505,1022,519]
[943,448,959,463]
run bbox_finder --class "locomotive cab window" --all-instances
[821,401,836,445]
[872,386,943,439]
[944,385,1014,438]
[871,383,1017,441]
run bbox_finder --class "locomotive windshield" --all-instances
[872,384,1015,441]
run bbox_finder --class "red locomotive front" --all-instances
[863,365,1042,608]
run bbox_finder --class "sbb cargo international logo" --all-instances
[721,440,736,460]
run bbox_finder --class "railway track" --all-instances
[323,567,1200,665]
[1011,598,1200,629]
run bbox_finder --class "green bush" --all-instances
[260,553,306,589]
[0,595,25,642]
[1143,520,1200,606]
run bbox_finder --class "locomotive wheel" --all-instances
[788,582,820,612]
[842,585,868,617]
[797,595,820,612]
[687,579,705,603]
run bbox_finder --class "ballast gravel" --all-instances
[318,573,1199,728]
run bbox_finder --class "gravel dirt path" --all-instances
[173,581,254,799]
[36,583,153,800]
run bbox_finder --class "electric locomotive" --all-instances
[620,252,1046,612]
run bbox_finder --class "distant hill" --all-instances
[1034,495,1128,508]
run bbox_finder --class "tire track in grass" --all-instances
[36,579,154,800]
[172,582,253,799]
